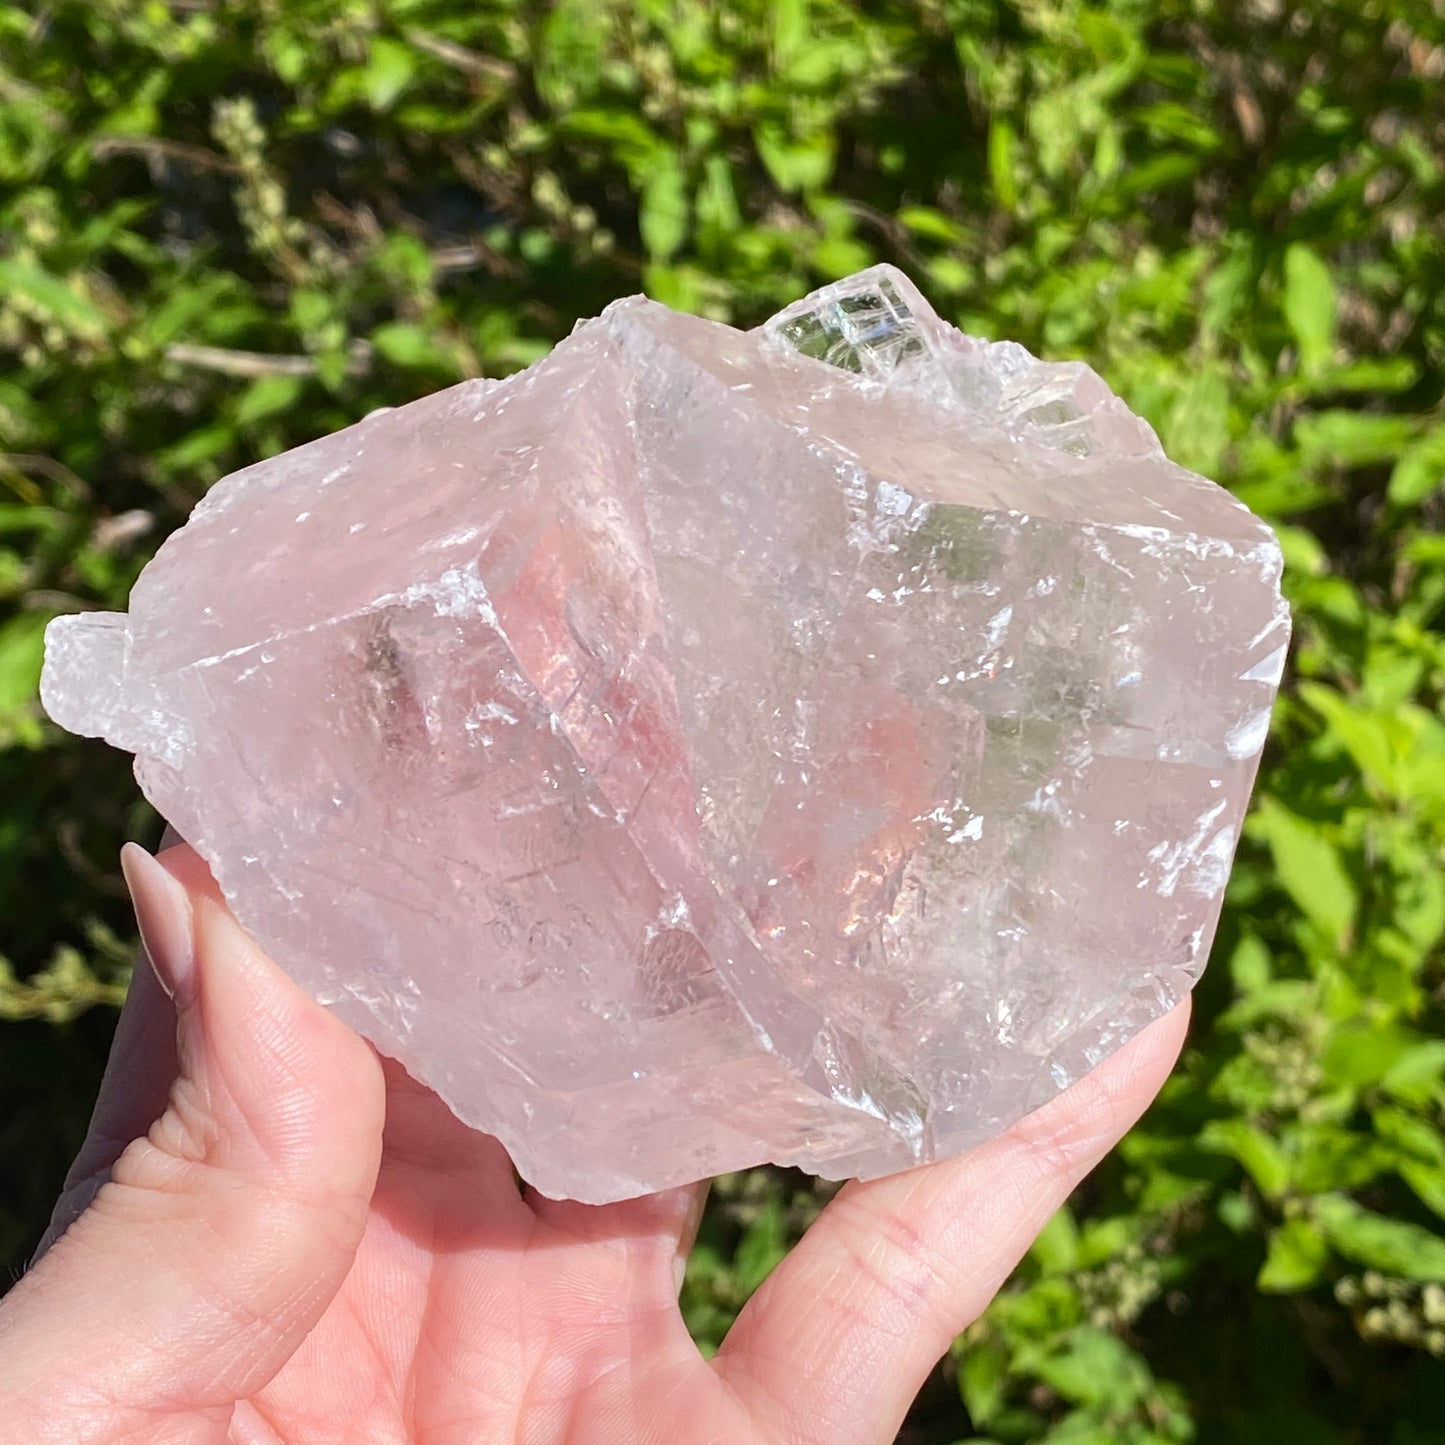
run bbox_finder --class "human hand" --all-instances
[1,843,1188,1444]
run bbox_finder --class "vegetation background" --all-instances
[2,0,1444,1439]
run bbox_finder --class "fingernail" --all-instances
[120,842,196,1003]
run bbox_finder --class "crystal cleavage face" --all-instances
[42,267,1290,1202]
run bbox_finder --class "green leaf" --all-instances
[694,154,741,246]
[1398,1163,1445,1222]
[1374,1106,1445,1167]
[1297,684,1396,793]
[289,288,336,336]
[1304,356,1419,396]
[958,1338,1010,1427]
[770,0,809,67]
[1031,1328,1151,1410]
[1282,244,1335,374]
[1198,1118,1291,1199]
[371,322,446,370]
[1250,797,1357,945]
[1118,150,1201,199]
[733,1196,788,1295]
[0,610,49,722]
[1166,365,1230,475]
[1358,648,1428,714]
[1388,426,1445,507]
[263,29,308,84]
[1076,1215,1140,1267]
[1295,411,1417,469]
[1138,100,1223,149]
[233,374,305,428]
[563,108,666,181]
[313,349,349,392]
[1382,1041,1445,1103]
[989,1275,1082,1336]
[755,123,834,192]
[1030,1206,1080,1274]
[1230,934,1272,992]
[155,423,235,476]
[1258,1218,1329,1293]
[897,206,966,244]
[988,119,1019,212]
[1293,1126,1391,1193]
[1322,1023,1426,1090]
[0,505,60,539]
[1313,1195,1445,1281]
[639,153,689,261]
[376,231,436,293]
[536,0,611,104]
[364,37,418,110]
[0,258,110,338]
[1217,978,1316,1029]
[814,234,872,279]
[784,37,865,90]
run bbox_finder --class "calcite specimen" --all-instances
[42,267,1289,1202]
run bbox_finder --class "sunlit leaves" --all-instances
[3,1,1445,1440]
[1283,244,1337,376]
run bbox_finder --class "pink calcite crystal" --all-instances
[42,267,1289,1201]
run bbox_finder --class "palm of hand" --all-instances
[244,1065,753,1445]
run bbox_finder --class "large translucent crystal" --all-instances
[42,267,1288,1202]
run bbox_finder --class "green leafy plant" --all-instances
[3,2,1443,1439]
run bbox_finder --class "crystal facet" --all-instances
[41,266,1289,1202]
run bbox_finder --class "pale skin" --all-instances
[0,843,1189,1444]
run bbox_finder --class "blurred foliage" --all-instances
[2,0,1444,1438]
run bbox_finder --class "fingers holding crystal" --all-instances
[712,1001,1190,1445]
[0,845,387,1426]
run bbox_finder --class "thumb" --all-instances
[0,844,385,1437]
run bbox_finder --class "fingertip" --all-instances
[1127,995,1192,1087]
[121,841,196,1002]
[1005,998,1192,1180]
